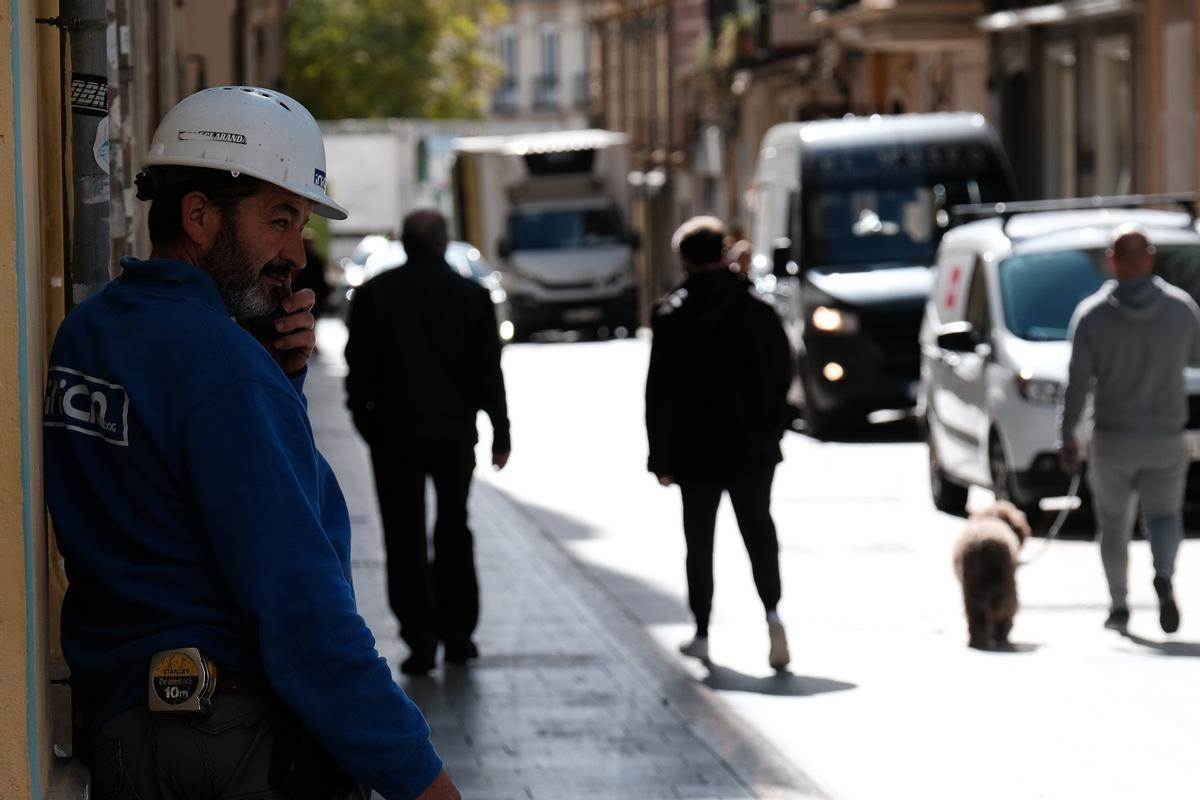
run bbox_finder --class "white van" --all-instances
[919,196,1200,516]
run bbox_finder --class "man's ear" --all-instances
[179,191,222,249]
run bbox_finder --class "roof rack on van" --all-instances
[949,192,1198,235]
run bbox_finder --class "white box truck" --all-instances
[452,130,639,338]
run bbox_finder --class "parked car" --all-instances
[341,237,514,343]
[919,195,1200,516]
[333,234,391,312]
[752,113,1019,438]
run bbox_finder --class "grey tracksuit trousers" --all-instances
[1088,430,1188,608]
[1062,276,1200,610]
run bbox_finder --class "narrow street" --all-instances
[313,319,1200,800]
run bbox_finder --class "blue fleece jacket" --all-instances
[43,257,442,799]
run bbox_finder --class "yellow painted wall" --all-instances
[1,1,52,797]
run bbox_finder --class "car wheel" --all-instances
[799,371,844,440]
[801,396,843,441]
[508,320,531,343]
[928,430,969,517]
[989,433,1039,521]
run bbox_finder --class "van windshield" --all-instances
[511,207,625,250]
[803,175,1010,270]
[999,245,1200,341]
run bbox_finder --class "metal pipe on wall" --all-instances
[60,0,112,306]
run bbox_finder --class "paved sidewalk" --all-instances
[307,321,822,800]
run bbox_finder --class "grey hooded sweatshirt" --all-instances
[1059,276,1200,441]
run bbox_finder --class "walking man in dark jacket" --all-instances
[646,216,794,669]
[346,209,511,674]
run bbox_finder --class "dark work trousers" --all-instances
[678,464,782,635]
[370,438,479,653]
[89,695,370,799]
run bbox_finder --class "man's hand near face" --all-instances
[256,288,317,377]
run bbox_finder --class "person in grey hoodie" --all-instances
[1059,224,1200,633]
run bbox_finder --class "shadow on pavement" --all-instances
[702,663,856,697]
[508,499,601,542]
[497,493,695,626]
[1121,632,1200,657]
[400,664,483,706]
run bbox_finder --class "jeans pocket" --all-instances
[184,693,274,799]
[268,707,357,800]
[90,737,129,800]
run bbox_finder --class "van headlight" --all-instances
[1016,371,1063,405]
[811,305,859,334]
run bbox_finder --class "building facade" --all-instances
[588,0,677,317]
[982,0,1199,199]
[490,0,591,127]
[585,0,1200,301]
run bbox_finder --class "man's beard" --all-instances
[203,220,285,319]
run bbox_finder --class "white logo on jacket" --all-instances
[44,367,130,446]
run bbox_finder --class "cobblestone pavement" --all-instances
[307,321,823,800]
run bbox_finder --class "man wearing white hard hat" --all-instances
[43,87,460,800]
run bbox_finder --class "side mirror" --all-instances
[497,237,512,260]
[772,238,798,278]
[936,321,980,353]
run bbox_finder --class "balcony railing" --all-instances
[533,74,560,111]
[491,77,519,114]
[574,72,591,110]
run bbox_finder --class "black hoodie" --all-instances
[645,268,793,483]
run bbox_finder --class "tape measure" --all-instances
[147,648,217,714]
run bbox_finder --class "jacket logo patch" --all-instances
[313,168,326,190]
[44,367,130,446]
[178,130,248,145]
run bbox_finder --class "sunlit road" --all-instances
[321,320,1200,800]
[485,330,1200,800]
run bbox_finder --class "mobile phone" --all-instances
[244,305,287,339]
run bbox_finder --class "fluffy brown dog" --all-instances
[952,501,1032,649]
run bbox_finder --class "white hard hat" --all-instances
[140,86,348,220]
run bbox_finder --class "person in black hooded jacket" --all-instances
[645,216,794,670]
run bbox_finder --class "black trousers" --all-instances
[679,464,782,634]
[89,695,369,800]
[370,438,478,653]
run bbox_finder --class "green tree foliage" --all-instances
[285,0,508,120]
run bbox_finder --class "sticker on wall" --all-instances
[93,116,110,175]
[70,73,108,117]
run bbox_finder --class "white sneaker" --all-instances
[768,620,790,669]
[679,636,709,661]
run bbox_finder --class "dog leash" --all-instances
[1018,471,1082,567]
